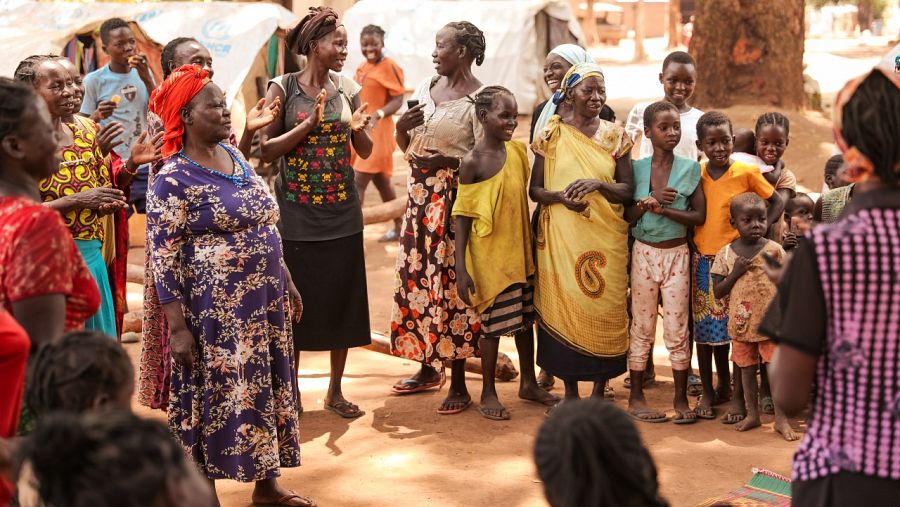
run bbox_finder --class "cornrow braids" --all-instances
[0,77,38,144]
[26,331,133,418]
[534,399,669,507]
[840,71,900,187]
[696,110,733,141]
[445,21,486,66]
[19,411,191,507]
[360,24,385,39]
[474,85,513,116]
[755,111,790,137]
[161,37,198,78]
[643,100,679,128]
[99,17,130,45]
[13,54,55,85]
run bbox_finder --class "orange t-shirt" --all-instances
[352,57,405,176]
[694,160,775,256]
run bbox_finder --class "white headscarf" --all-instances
[534,60,605,136]
[534,46,603,136]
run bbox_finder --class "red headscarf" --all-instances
[148,64,211,158]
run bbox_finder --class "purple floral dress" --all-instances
[147,144,300,481]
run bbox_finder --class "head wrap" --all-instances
[287,7,340,55]
[534,62,605,135]
[148,64,211,158]
[832,66,900,184]
[549,44,594,66]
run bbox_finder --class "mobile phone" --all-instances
[761,252,782,269]
[406,99,419,109]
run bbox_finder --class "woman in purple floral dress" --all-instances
[146,65,310,507]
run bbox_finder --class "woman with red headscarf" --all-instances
[146,65,311,507]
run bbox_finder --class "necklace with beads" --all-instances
[178,143,251,187]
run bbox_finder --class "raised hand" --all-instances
[91,100,118,122]
[350,102,371,132]
[129,131,165,166]
[246,96,281,132]
[96,121,125,156]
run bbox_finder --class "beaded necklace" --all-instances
[178,143,251,187]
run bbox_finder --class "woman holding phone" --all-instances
[388,21,486,415]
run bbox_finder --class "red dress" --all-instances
[0,309,28,504]
[0,195,100,331]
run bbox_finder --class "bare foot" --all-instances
[774,414,800,441]
[519,383,560,406]
[734,413,761,432]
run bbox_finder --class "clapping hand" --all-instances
[97,121,125,156]
[246,96,281,132]
[129,131,165,166]
[350,102,371,132]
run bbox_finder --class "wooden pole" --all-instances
[667,0,682,49]
[365,332,520,382]
[634,0,647,62]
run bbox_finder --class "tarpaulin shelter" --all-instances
[0,0,298,131]
[342,0,584,113]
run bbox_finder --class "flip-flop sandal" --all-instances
[479,406,510,421]
[672,409,698,425]
[391,378,441,395]
[687,374,703,396]
[253,492,316,507]
[629,409,670,423]
[325,400,364,419]
[721,412,746,424]
[436,399,472,415]
[761,396,775,415]
[695,406,716,419]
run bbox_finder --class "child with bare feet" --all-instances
[711,193,796,440]
[625,101,705,424]
[692,112,783,421]
[452,86,559,420]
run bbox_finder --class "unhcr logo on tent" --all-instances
[200,19,234,56]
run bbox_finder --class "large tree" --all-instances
[689,0,806,108]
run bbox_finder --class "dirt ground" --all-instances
[124,38,887,507]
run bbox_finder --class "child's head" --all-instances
[732,127,756,155]
[823,154,849,190]
[729,192,767,242]
[99,18,136,67]
[642,100,681,152]
[360,24,386,64]
[19,411,214,507]
[26,331,134,417]
[755,112,790,167]
[696,111,734,168]
[534,399,667,507]
[785,192,815,223]
[658,51,696,109]
[474,86,517,141]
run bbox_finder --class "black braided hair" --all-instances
[642,100,679,128]
[360,24,385,40]
[662,50,695,72]
[160,37,198,78]
[99,17,130,45]
[13,55,55,85]
[445,21,486,66]
[696,110,733,142]
[18,411,194,507]
[730,191,765,218]
[474,85,513,116]
[0,77,38,145]
[534,399,669,507]
[25,331,133,418]
[755,111,790,137]
[840,71,900,186]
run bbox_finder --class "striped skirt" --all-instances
[480,280,534,338]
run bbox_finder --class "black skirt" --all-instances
[536,325,626,382]
[282,233,371,351]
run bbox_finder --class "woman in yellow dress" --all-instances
[530,62,634,406]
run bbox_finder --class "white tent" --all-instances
[0,1,297,129]
[341,0,583,113]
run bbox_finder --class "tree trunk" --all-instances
[634,0,647,62]
[667,0,682,49]
[857,1,872,32]
[689,0,806,108]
